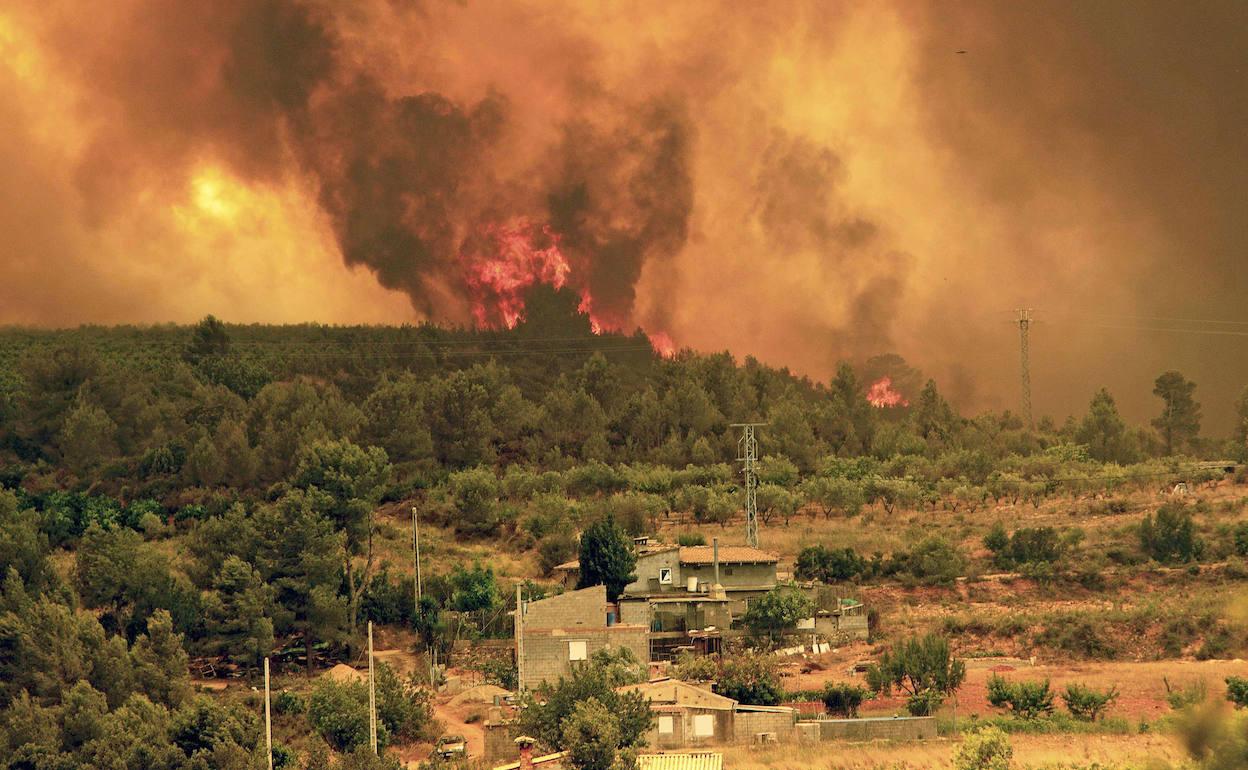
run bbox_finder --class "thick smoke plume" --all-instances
[2,1,1247,424]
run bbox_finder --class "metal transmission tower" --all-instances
[1016,308,1033,427]
[732,423,766,547]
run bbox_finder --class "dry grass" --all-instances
[722,732,1182,770]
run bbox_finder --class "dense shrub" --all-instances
[1233,522,1248,557]
[1061,683,1118,721]
[821,683,869,717]
[986,676,1054,719]
[1138,503,1204,564]
[716,652,784,706]
[795,545,866,583]
[741,586,815,637]
[954,726,1012,770]
[676,532,706,546]
[889,537,965,586]
[308,678,388,752]
[1227,676,1248,709]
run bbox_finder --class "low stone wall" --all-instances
[805,716,936,742]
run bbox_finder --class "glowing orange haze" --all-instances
[1,1,1245,423]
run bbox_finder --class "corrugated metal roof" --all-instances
[637,752,722,770]
[679,546,778,564]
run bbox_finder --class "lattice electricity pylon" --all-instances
[1017,308,1033,428]
[732,423,767,548]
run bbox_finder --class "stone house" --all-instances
[515,584,648,691]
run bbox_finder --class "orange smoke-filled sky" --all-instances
[1,1,1246,428]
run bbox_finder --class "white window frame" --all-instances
[657,715,674,734]
[658,568,673,585]
[568,640,588,661]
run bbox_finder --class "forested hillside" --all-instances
[2,294,1246,769]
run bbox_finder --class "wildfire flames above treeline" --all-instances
[2,1,1248,422]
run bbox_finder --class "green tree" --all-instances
[202,556,275,668]
[986,675,1054,719]
[589,646,648,687]
[755,484,799,526]
[446,467,502,537]
[294,439,392,638]
[307,677,387,752]
[1234,387,1248,459]
[1063,683,1119,721]
[577,515,637,602]
[374,662,433,743]
[894,536,966,586]
[1075,388,1140,464]
[866,634,966,716]
[800,476,864,519]
[1227,676,1248,709]
[518,665,652,752]
[130,609,191,710]
[716,651,784,706]
[448,563,503,639]
[61,680,108,751]
[183,315,231,362]
[914,380,956,445]
[59,397,119,478]
[253,490,347,676]
[0,491,56,596]
[795,545,865,583]
[169,694,260,758]
[768,400,820,470]
[1139,503,1204,564]
[821,682,869,718]
[562,698,623,770]
[741,586,814,637]
[1152,371,1201,455]
[248,380,363,483]
[16,344,102,457]
[361,373,434,465]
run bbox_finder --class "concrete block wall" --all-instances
[811,716,936,742]
[619,599,650,627]
[520,626,649,690]
[524,585,608,629]
[733,709,797,743]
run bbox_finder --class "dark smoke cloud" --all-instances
[4,0,1248,429]
[547,97,694,329]
[25,0,696,326]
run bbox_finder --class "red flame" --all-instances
[459,218,673,356]
[462,220,573,329]
[649,331,676,359]
[866,376,909,408]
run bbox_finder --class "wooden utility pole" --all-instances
[412,506,423,602]
[368,621,377,755]
[264,657,274,770]
[515,583,524,693]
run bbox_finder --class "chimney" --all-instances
[515,735,537,770]
[713,537,720,586]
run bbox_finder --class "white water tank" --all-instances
[686,576,699,592]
